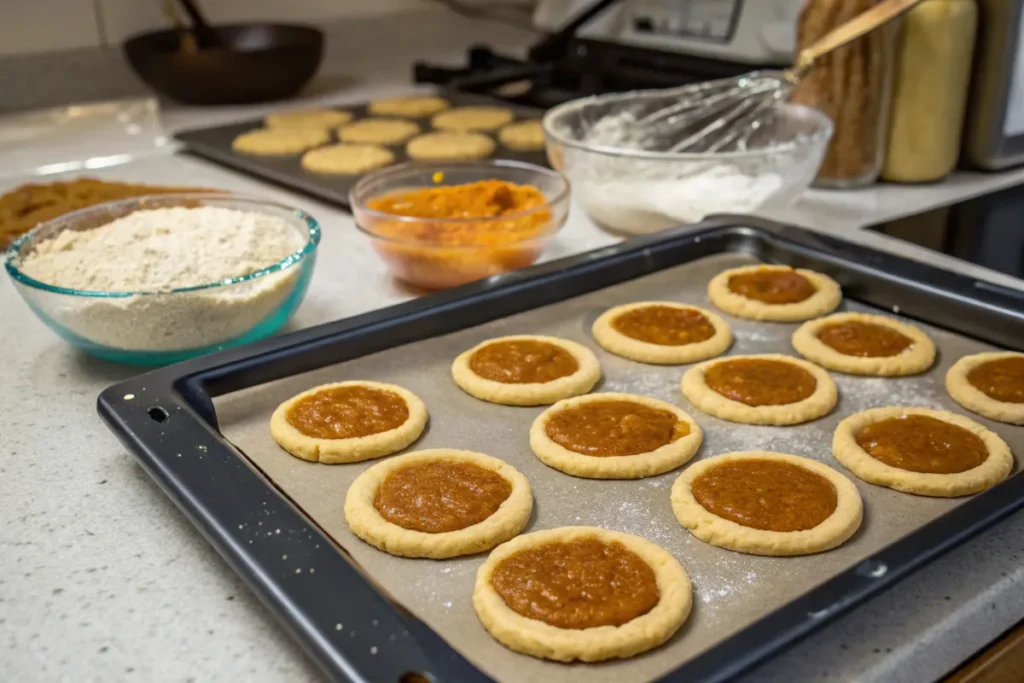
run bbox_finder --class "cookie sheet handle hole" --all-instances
[148,406,169,423]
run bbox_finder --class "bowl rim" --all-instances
[349,159,572,242]
[4,193,321,298]
[542,93,834,160]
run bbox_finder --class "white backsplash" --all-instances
[0,0,102,56]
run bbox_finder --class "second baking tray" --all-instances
[97,218,1024,682]
[174,91,548,209]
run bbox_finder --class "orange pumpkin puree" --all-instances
[364,179,553,289]
[366,179,550,246]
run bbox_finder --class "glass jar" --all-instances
[791,0,899,188]
[883,0,977,182]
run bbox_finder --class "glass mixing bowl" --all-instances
[5,194,319,365]
[543,91,833,235]
[351,160,570,290]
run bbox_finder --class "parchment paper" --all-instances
[214,253,1023,683]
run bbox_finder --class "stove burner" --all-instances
[414,0,768,109]
[414,40,760,110]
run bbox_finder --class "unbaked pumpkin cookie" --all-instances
[300,143,395,175]
[681,354,837,425]
[265,108,352,129]
[671,452,862,556]
[946,352,1024,425]
[344,449,532,558]
[232,127,330,156]
[452,335,601,406]
[833,406,1014,497]
[432,105,514,131]
[792,312,936,376]
[529,393,702,479]
[592,301,732,364]
[368,95,450,117]
[708,264,842,322]
[337,117,420,144]
[270,381,427,463]
[473,526,692,662]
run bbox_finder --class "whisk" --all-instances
[625,0,924,154]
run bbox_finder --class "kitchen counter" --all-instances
[2,8,1023,683]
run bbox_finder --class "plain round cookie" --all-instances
[452,335,601,406]
[338,118,420,144]
[592,301,732,365]
[708,264,842,322]
[498,120,545,151]
[432,106,514,131]
[300,143,395,175]
[232,127,330,156]
[265,108,352,129]
[368,95,450,117]
[833,406,1014,497]
[406,131,496,161]
[529,393,703,479]
[344,449,532,559]
[792,312,936,376]
[946,352,1024,425]
[671,451,863,556]
[473,526,692,662]
[681,353,837,425]
[270,381,427,463]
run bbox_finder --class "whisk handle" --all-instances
[790,0,925,80]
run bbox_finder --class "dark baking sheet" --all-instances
[175,91,549,209]
[97,218,1024,683]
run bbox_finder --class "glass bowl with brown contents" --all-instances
[350,161,570,290]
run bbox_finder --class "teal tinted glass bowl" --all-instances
[5,194,319,366]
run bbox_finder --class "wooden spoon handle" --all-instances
[790,0,925,80]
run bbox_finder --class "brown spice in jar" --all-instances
[791,0,893,184]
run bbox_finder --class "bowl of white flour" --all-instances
[543,95,833,235]
[5,194,319,365]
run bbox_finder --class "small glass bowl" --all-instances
[543,92,833,235]
[5,194,319,365]
[350,160,570,290]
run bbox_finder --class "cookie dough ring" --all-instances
[344,449,532,559]
[232,127,330,155]
[473,527,692,662]
[529,393,703,479]
[833,406,1014,497]
[671,452,863,556]
[368,95,450,117]
[708,265,842,322]
[265,108,352,129]
[431,105,514,131]
[946,352,1024,425]
[498,120,545,151]
[270,381,427,464]
[406,131,496,161]
[592,301,733,365]
[337,118,420,144]
[300,143,395,175]
[792,312,936,376]
[681,354,837,425]
[452,335,601,406]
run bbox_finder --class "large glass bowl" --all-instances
[350,160,570,290]
[543,91,833,235]
[5,194,319,365]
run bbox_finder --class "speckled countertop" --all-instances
[2,9,1024,683]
